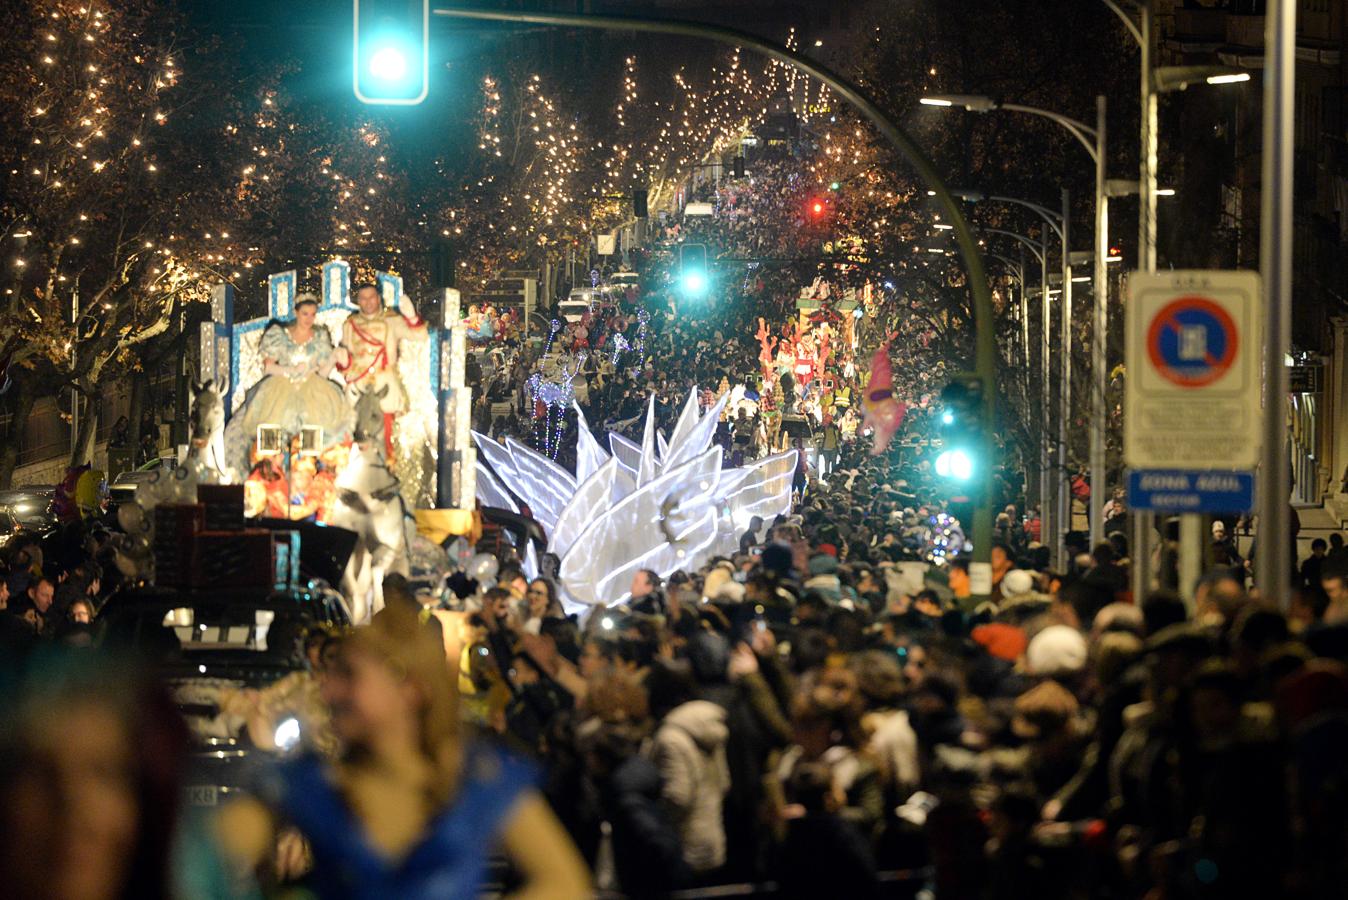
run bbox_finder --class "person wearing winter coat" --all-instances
[649,699,732,874]
[773,761,881,900]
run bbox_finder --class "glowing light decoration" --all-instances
[610,332,630,366]
[631,308,651,373]
[922,513,967,564]
[525,351,586,459]
[475,388,796,608]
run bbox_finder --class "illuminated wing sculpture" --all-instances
[475,387,796,607]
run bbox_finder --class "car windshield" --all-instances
[162,607,280,652]
[102,594,333,672]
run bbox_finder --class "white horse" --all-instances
[186,379,228,483]
[328,385,412,623]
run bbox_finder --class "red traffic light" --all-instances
[809,199,826,218]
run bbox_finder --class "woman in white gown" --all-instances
[224,294,354,478]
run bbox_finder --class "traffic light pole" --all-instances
[432,5,999,590]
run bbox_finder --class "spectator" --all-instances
[647,662,731,876]
[1301,537,1328,591]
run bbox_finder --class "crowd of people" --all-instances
[5,432,1348,898]
[4,152,1348,900]
[472,156,885,477]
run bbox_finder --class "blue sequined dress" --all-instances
[259,742,535,900]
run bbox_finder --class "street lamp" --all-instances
[1094,1,1252,601]
[989,249,1041,503]
[981,227,1054,550]
[958,190,1072,565]
[927,94,1110,550]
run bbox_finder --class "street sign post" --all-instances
[1125,270,1261,515]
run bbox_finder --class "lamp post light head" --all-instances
[1153,66,1250,93]
[1107,179,1175,198]
[950,188,985,202]
[920,94,998,112]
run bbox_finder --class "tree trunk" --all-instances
[127,368,148,451]
[172,355,190,446]
[0,374,37,489]
[71,390,101,466]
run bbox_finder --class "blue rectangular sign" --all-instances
[1127,469,1254,513]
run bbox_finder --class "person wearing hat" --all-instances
[223,292,354,476]
[804,551,842,604]
[1025,625,1089,679]
[1009,681,1086,799]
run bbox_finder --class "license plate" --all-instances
[186,785,219,807]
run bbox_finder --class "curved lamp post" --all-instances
[432,4,1003,588]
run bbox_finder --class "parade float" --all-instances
[121,261,796,620]
[115,262,461,623]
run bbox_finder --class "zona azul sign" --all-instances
[1127,469,1255,514]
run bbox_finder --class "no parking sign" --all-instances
[1125,271,1261,472]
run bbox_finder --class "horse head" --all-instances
[352,384,389,447]
[189,380,224,442]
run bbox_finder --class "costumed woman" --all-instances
[223,293,354,479]
[215,603,591,899]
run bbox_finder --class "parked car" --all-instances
[108,460,171,508]
[0,507,22,548]
[609,270,639,292]
[0,487,55,529]
[557,287,598,323]
[97,583,349,808]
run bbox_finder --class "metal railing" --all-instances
[484,868,932,899]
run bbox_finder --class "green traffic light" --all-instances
[935,448,974,481]
[353,0,430,105]
[369,46,408,82]
[681,270,708,295]
[829,181,840,191]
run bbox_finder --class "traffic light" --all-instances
[633,188,649,218]
[935,374,986,485]
[353,0,430,105]
[732,156,745,178]
[679,244,708,297]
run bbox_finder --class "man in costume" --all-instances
[336,282,428,459]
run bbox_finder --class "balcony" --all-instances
[1173,8,1227,44]
[1226,14,1265,51]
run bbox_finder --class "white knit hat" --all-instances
[1026,625,1088,676]
[1001,569,1036,599]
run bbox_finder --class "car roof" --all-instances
[100,584,343,616]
